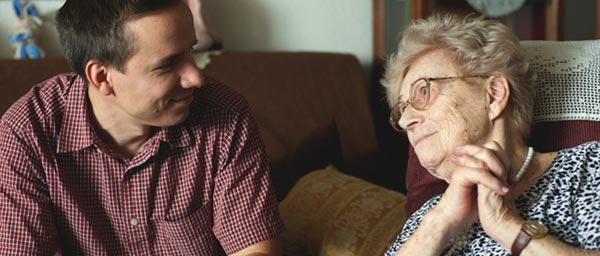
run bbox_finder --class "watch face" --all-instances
[523,220,549,239]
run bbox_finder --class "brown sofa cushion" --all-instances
[529,121,600,152]
[404,146,446,217]
[204,52,379,199]
[0,57,71,114]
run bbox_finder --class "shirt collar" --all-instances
[57,75,95,153]
[154,122,193,149]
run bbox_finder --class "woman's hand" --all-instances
[451,141,523,248]
[434,141,511,230]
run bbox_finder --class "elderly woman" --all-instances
[383,14,600,255]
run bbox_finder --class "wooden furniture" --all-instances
[407,0,563,40]
[374,0,600,64]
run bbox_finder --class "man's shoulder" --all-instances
[1,73,81,131]
[192,76,250,115]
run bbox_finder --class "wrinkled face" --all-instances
[109,1,203,127]
[397,49,491,180]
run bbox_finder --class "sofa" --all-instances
[0,52,409,255]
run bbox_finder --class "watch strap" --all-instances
[511,230,531,256]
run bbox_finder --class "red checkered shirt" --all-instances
[0,73,284,255]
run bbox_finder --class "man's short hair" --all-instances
[56,0,179,78]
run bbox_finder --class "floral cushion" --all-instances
[279,165,407,256]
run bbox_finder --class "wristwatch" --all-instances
[511,220,548,256]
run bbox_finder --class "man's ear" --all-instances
[486,75,510,121]
[85,60,114,96]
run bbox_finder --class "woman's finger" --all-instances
[454,142,509,182]
[450,165,510,195]
[482,141,510,171]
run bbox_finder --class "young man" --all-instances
[0,0,284,255]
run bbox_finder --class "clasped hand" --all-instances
[435,141,522,245]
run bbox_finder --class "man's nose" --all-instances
[181,59,203,89]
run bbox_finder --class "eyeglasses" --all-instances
[389,76,487,132]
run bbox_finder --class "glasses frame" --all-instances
[389,75,488,132]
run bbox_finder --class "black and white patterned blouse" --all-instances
[385,141,600,255]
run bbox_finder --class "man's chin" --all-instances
[155,110,190,127]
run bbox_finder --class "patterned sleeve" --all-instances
[574,141,600,249]
[385,195,442,256]
[0,122,60,255]
[211,99,285,254]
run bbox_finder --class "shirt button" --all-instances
[130,218,139,226]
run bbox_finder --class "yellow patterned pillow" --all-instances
[279,165,407,256]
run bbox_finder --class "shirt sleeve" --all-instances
[211,100,285,254]
[0,122,60,255]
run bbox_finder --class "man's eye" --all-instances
[158,62,176,71]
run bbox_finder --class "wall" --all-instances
[0,0,374,70]
[203,0,373,68]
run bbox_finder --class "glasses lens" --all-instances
[411,79,430,110]
[389,102,404,132]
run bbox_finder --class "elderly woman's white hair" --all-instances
[382,14,536,142]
